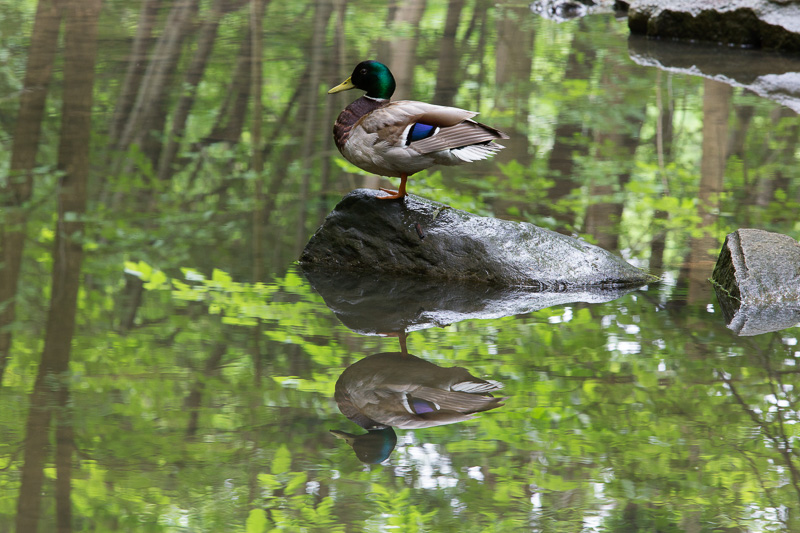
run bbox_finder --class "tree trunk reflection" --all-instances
[686,79,731,303]
[649,71,674,273]
[15,1,101,531]
[543,24,595,229]
[584,44,646,252]
[156,0,230,182]
[432,0,465,107]
[114,0,199,174]
[0,0,62,384]
[378,0,426,101]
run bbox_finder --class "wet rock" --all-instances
[303,267,644,335]
[712,228,800,335]
[628,0,800,52]
[628,35,800,113]
[300,189,656,289]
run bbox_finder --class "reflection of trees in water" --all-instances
[0,0,62,383]
[0,0,799,530]
[11,1,102,531]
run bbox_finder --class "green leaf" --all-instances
[271,445,291,475]
[285,471,307,495]
[246,508,268,533]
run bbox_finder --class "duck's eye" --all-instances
[361,68,367,74]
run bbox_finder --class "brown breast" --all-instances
[333,96,389,153]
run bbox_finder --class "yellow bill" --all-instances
[328,76,356,94]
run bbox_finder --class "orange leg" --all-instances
[379,174,407,200]
[398,329,408,357]
[378,329,409,357]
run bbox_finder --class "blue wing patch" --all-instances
[406,122,437,145]
[409,397,437,414]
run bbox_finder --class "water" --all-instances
[1,1,799,531]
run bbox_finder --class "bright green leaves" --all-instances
[368,484,437,532]
[270,445,291,475]
[245,509,267,533]
[253,446,344,532]
[124,260,170,290]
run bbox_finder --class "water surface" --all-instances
[1,0,799,531]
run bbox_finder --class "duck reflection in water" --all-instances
[330,340,505,464]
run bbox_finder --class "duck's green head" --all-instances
[328,60,396,99]
[331,427,397,464]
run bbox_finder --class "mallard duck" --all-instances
[333,352,505,431]
[328,60,509,199]
[330,427,397,464]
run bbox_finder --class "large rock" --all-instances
[300,189,656,289]
[712,228,800,335]
[628,0,800,52]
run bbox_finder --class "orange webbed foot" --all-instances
[378,188,404,200]
[378,174,407,200]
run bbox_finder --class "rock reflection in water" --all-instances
[331,351,505,463]
[303,266,644,335]
[628,34,800,113]
[713,286,800,336]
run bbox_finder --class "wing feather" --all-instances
[347,99,508,173]
[409,120,505,154]
[358,101,488,144]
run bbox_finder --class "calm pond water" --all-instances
[1,0,800,531]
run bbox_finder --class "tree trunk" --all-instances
[584,123,641,252]
[753,107,797,215]
[15,1,101,530]
[486,1,533,219]
[250,0,266,383]
[467,0,491,111]
[316,0,346,221]
[185,343,227,437]
[495,3,533,116]
[0,0,63,384]
[584,49,646,252]
[55,385,75,533]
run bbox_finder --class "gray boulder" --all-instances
[712,228,800,335]
[300,189,656,289]
[628,0,800,52]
